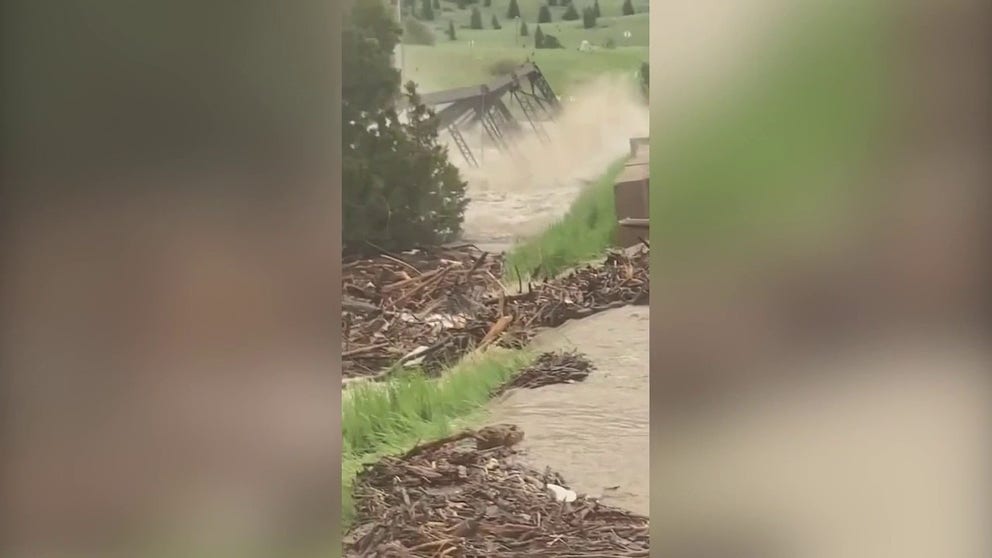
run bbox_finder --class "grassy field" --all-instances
[503,156,629,280]
[400,0,648,95]
[342,349,531,526]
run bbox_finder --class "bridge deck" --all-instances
[399,62,541,109]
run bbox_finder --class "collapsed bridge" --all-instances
[401,62,561,167]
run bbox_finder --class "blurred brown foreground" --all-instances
[650,1,990,556]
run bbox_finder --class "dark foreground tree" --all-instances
[520,19,529,36]
[593,0,601,17]
[343,0,468,254]
[562,4,579,20]
[447,19,457,39]
[470,6,483,28]
[491,14,502,29]
[622,0,634,16]
[534,25,545,47]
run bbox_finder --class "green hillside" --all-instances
[398,0,648,94]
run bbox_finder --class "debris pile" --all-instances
[495,351,595,394]
[342,246,506,378]
[342,244,649,379]
[345,425,650,557]
[491,246,649,331]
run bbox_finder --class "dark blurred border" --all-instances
[1,2,342,556]
[649,0,990,555]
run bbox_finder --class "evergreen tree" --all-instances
[491,14,501,29]
[534,25,545,48]
[456,0,466,9]
[622,0,634,16]
[507,0,521,19]
[541,33,562,48]
[520,19,529,36]
[433,0,440,7]
[343,0,467,253]
[470,6,483,29]
[447,19,456,39]
[593,0,601,17]
[483,0,491,6]
[582,6,596,28]
[538,4,552,23]
[421,0,435,20]
[404,17,436,44]
[562,4,579,20]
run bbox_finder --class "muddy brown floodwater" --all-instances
[485,305,650,515]
[452,75,649,254]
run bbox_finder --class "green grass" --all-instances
[503,156,629,280]
[342,348,531,526]
[404,43,644,94]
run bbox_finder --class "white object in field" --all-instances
[623,30,632,39]
[579,39,591,52]
[546,483,578,502]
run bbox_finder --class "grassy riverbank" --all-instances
[503,156,629,281]
[342,349,531,525]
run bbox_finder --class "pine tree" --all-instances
[593,0,601,17]
[343,0,468,253]
[421,0,435,20]
[534,25,545,48]
[538,4,552,23]
[433,0,440,8]
[622,0,634,16]
[447,19,456,39]
[542,33,562,48]
[562,3,579,20]
[520,19,529,36]
[582,6,596,28]
[507,0,521,19]
[491,14,501,29]
[470,7,483,29]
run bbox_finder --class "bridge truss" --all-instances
[401,63,561,167]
